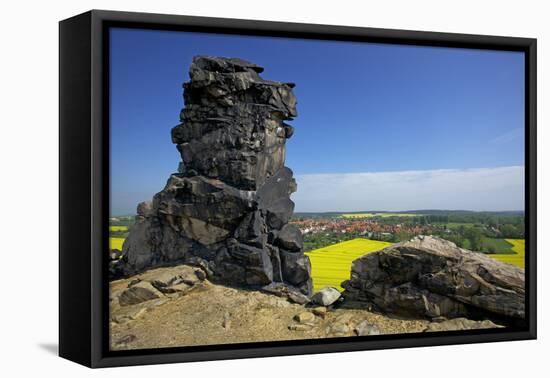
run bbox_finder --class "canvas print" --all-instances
[108,28,526,351]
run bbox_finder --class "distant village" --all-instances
[291,217,433,240]
[290,212,524,254]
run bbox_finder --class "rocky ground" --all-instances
[109,264,501,351]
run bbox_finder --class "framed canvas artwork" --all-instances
[59,10,536,368]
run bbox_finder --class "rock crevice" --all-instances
[111,56,312,296]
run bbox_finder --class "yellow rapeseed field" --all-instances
[305,238,392,292]
[489,239,525,269]
[340,213,417,218]
[109,226,128,251]
[109,237,125,251]
[109,225,128,232]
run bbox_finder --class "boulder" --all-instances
[342,236,525,321]
[113,56,312,296]
[312,287,341,306]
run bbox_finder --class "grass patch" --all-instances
[482,237,515,254]
[305,238,392,292]
[340,213,418,219]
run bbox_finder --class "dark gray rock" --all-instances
[173,56,297,190]
[342,236,525,321]
[137,201,153,217]
[280,250,311,287]
[234,210,266,248]
[113,56,312,296]
[257,167,297,230]
[275,224,303,252]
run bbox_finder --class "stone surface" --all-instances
[312,287,342,306]
[261,282,311,305]
[119,281,164,306]
[354,321,381,336]
[275,224,303,251]
[342,236,525,322]
[129,308,148,320]
[160,283,191,294]
[328,322,350,336]
[222,312,231,329]
[111,56,312,297]
[424,318,502,332]
[288,324,313,331]
[311,307,327,318]
[110,267,431,351]
[294,311,316,324]
[150,271,180,288]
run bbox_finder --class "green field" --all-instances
[489,239,525,268]
[305,238,392,292]
[481,237,515,254]
[340,213,418,219]
[443,222,477,229]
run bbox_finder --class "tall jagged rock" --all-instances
[342,236,525,323]
[111,56,312,296]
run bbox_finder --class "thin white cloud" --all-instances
[292,166,524,212]
[489,128,523,145]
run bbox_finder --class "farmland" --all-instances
[489,239,525,268]
[304,236,526,293]
[480,237,515,254]
[305,238,392,292]
[110,225,128,232]
[340,213,418,219]
[110,237,125,251]
[109,225,129,250]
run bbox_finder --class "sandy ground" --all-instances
[110,275,429,351]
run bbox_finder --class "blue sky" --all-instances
[110,28,525,215]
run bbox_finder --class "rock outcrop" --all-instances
[111,56,312,296]
[342,236,525,323]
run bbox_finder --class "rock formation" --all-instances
[111,56,312,297]
[342,236,525,323]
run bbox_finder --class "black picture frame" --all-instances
[59,9,537,368]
